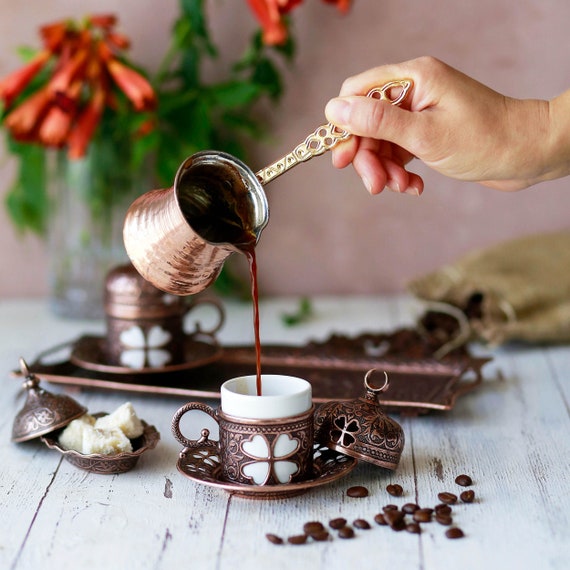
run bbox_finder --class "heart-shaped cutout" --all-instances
[273,461,299,483]
[242,435,270,459]
[120,349,146,369]
[273,434,299,458]
[119,326,145,349]
[242,461,271,485]
[147,349,171,368]
[147,325,172,348]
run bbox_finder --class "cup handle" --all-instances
[171,402,219,451]
[184,297,225,336]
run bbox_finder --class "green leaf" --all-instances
[252,58,284,100]
[3,140,47,236]
[211,81,262,109]
[281,297,314,326]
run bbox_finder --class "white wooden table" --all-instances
[1,296,568,570]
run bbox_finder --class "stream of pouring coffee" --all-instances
[177,165,263,396]
[244,246,262,397]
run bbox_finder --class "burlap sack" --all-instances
[408,231,570,346]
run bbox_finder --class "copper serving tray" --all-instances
[16,330,492,415]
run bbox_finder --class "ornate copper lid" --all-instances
[12,358,87,443]
[314,369,405,470]
[104,263,187,320]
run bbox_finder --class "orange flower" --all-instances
[38,105,73,147]
[0,50,51,107]
[0,14,157,158]
[87,14,117,29]
[322,0,352,14]
[246,0,303,46]
[4,86,51,141]
[38,81,81,147]
[66,86,105,159]
[106,58,156,111]
[47,48,88,95]
[39,21,68,52]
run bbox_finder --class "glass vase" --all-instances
[47,143,147,319]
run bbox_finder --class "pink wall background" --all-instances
[1,0,569,299]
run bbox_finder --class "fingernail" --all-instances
[404,186,421,196]
[363,177,373,193]
[387,182,401,193]
[325,98,350,125]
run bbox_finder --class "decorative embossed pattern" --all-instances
[314,391,405,470]
[218,411,314,485]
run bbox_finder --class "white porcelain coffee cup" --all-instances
[172,375,314,486]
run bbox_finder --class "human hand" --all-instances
[325,56,561,194]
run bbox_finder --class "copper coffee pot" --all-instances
[123,80,412,296]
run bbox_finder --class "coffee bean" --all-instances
[287,534,307,545]
[347,485,369,498]
[445,527,465,539]
[413,509,432,523]
[455,474,473,487]
[406,523,422,534]
[435,513,453,526]
[329,517,347,530]
[353,519,371,529]
[311,530,330,542]
[402,503,420,514]
[374,513,388,526]
[383,509,405,527]
[266,533,283,545]
[386,483,404,497]
[303,521,325,536]
[390,518,407,532]
[437,492,458,504]
[383,504,399,512]
[460,490,475,503]
[338,526,355,539]
[434,504,453,515]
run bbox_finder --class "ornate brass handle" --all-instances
[255,79,413,185]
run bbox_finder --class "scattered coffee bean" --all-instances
[402,503,420,514]
[374,513,388,526]
[383,509,405,527]
[353,519,371,530]
[266,533,283,545]
[390,518,407,532]
[445,527,465,539]
[383,504,399,512]
[437,492,458,504]
[460,490,475,503]
[338,526,355,539]
[329,517,347,530]
[347,485,369,498]
[455,474,473,487]
[386,483,404,497]
[435,513,453,526]
[406,523,422,534]
[303,521,325,536]
[434,504,453,515]
[413,509,433,523]
[311,530,330,542]
[287,534,307,545]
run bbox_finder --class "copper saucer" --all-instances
[176,444,357,499]
[70,334,223,374]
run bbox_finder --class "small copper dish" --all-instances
[41,413,160,474]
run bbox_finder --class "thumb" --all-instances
[325,96,420,150]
